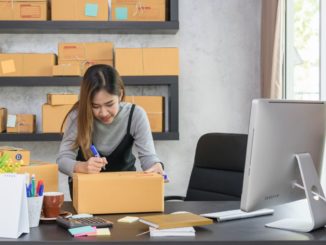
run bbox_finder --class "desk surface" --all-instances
[1,201,326,244]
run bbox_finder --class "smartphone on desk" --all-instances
[56,216,113,229]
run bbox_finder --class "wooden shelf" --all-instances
[0,76,178,86]
[0,76,179,141]
[0,132,179,141]
[0,21,179,34]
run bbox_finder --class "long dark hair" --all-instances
[63,64,125,159]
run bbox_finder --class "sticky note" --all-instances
[115,7,128,20]
[85,3,98,17]
[88,228,111,236]
[7,115,16,128]
[68,226,95,236]
[1,59,16,74]
[118,216,139,223]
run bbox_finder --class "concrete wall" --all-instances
[0,0,262,200]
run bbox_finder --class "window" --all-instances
[285,0,320,100]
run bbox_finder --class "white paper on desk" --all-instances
[149,227,195,237]
[0,174,29,238]
[201,208,274,222]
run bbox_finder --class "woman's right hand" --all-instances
[74,157,108,174]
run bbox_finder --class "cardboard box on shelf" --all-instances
[58,42,113,75]
[114,48,143,76]
[0,0,49,21]
[111,0,166,21]
[0,146,30,166]
[0,53,56,76]
[52,64,82,76]
[42,104,74,133]
[114,48,178,76]
[47,94,79,106]
[124,96,164,132]
[6,114,36,133]
[143,48,179,75]
[0,108,7,132]
[17,161,58,191]
[52,0,109,21]
[73,171,164,214]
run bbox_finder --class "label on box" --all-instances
[85,3,98,17]
[7,115,16,128]
[1,60,16,74]
[20,4,41,18]
[115,7,128,20]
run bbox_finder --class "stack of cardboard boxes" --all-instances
[42,93,78,133]
[54,42,114,76]
[0,146,58,191]
[0,0,166,21]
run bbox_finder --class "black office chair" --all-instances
[166,133,248,201]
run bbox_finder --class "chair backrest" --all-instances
[185,133,248,201]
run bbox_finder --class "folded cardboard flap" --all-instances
[73,172,164,214]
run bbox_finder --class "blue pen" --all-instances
[90,144,106,170]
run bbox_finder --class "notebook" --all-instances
[139,212,213,229]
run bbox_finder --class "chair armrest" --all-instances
[164,195,186,201]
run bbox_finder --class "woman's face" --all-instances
[91,89,121,124]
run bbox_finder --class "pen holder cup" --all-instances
[27,196,44,228]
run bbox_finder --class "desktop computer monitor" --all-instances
[240,99,326,232]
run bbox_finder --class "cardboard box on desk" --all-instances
[47,93,79,106]
[73,172,164,214]
[0,108,7,132]
[0,146,30,166]
[111,0,166,21]
[125,96,164,132]
[58,42,113,75]
[52,0,109,21]
[0,0,49,21]
[42,104,74,132]
[17,161,58,191]
[115,48,179,76]
[7,114,36,133]
[0,53,56,76]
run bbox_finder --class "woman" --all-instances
[57,64,164,197]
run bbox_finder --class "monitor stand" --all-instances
[265,153,326,232]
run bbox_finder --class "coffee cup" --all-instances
[42,192,64,218]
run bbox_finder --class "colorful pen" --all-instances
[31,174,36,197]
[90,144,106,170]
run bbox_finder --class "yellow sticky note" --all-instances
[118,216,139,223]
[87,228,110,236]
[1,59,16,74]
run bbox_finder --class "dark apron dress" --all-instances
[68,104,136,199]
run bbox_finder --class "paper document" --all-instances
[149,227,195,237]
[201,208,274,222]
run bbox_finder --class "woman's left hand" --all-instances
[144,162,164,175]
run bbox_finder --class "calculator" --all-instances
[56,216,113,229]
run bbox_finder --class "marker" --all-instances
[90,144,100,157]
[163,174,169,183]
[31,174,36,197]
[90,144,105,170]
